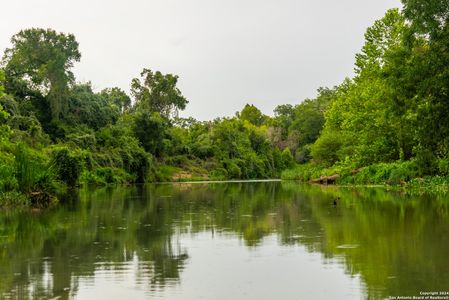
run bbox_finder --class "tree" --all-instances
[237,104,267,126]
[133,111,169,157]
[273,104,295,138]
[100,87,131,112]
[355,9,405,74]
[131,69,188,119]
[67,83,120,130]
[0,70,8,125]
[290,87,336,148]
[309,10,413,167]
[401,0,449,37]
[0,69,4,96]
[2,28,81,121]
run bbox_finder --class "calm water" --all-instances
[1,182,449,300]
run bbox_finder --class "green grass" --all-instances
[282,160,449,193]
[0,191,29,208]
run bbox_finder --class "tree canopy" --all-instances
[2,28,81,121]
[131,69,188,119]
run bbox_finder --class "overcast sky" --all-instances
[0,0,401,120]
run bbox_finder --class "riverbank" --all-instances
[281,161,449,193]
[4,155,449,210]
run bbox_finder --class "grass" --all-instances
[0,191,29,208]
[281,160,449,193]
[0,144,62,208]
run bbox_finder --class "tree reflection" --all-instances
[1,182,449,299]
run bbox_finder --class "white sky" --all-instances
[0,0,401,120]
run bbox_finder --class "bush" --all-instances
[209,167,228,180]
[225,160,242,179]
[153,165,179,182]
[51,147,83,187]
[66,133,96,150]
[281,164,324,181]
[165,155,188,167]
[339,161,418,185]
[0,163,16,191]
[388,161,418,184]
[295,145,311,164]
[96,167,116,184]
[13,144,60,207]
[120,149,150,182]
[414,146,438,176]
[437,159,449,175]
[0,191,29,208]
[14,144,41,193]
[311,131,345,166]
[281,148,295,169]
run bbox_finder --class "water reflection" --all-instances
[0,182,448,299]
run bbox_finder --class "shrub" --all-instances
[311,131,345,166]
[209,167,228,180]
[414,146,438,176]
[95,167,116,184]
[281,148,295,169]
[66,133,96,150]
[437,159,449,175]
[225,160,242,179]
[51,147,83,187]
[281,164,323,181]
[0,191,29,208]
[14,144,40,193]
[13,144,60,207]
[388,161,418,184]
[121,149,150,182]
[295,145,311,164]
[0,163,16,191]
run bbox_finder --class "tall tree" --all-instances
[0,69,5,121]
[312,10,409,167]
[355,9,406,74]
[0,69,4,97]
[2,28,81,121]
[131,69,188,119]
[100,87,131,112]
[273,104,295,137]
[237,104,267,126]
[290,87,337,148]
[402,0,449,37]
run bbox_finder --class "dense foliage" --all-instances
[281,1,449,186]
[2,0,449,206]
[0,29,294,206]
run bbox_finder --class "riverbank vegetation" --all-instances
[280,1,449,189]
[0,29,296,207]
[1,0,449,207]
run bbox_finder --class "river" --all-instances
[1,181,448,299]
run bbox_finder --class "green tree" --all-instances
[290,87,336,148]
[0,70,8,125]
[0,69,4,96]
[51,147,83,187]
[100,87,131,112]
[273,104,295,138]
[355,9,405,74]
[401,0,449,37]
[67,83,120,130]
[312,10,409,167]
[2,28,81,121]
[131,69,188,119]
[237,104,267,126]
[133,111,169,157]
